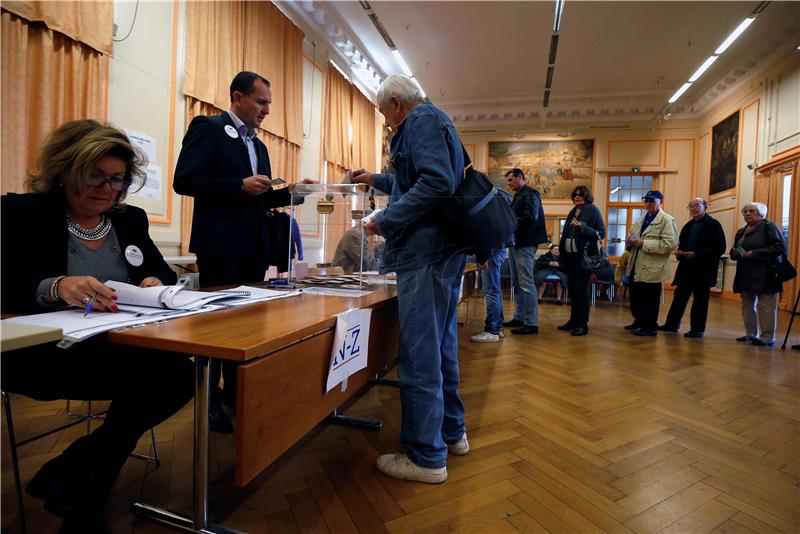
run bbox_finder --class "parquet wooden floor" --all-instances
[3,292,799,533]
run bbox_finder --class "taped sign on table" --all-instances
[326,308,372,392]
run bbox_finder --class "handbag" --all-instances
[770,254,798,283]
[437,146,517,252]
[580,230,609,273]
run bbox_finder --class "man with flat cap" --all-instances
[624,190,678,336]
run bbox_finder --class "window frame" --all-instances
[604,173,660,259]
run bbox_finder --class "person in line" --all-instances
[534,244,567,304]
[503,168,547,335]
[624,190,678,336]
[730,202,786,346]
[659,198,726,338]
[331,223,381,273]
[557,186,606,335]
[352,74,468,484]
[1,120,194,532]
[471,187,515,343]
[173,71,308,432]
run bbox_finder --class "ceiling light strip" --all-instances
[714,17,755,55]
[688,55,718,82]
[668,82,692,104]
[553,0,565,32]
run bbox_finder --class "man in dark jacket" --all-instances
[659,197,726,337]
[503,168,547,335]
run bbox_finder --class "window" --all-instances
[781,172,792,243]
[605,174,659,257]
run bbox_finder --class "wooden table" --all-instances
[108,285,399,533]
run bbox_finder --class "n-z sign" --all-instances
[326,308,372,392]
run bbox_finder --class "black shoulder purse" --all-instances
[581,230,610,273]
[763,223,797,283]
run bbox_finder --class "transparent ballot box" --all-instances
[287,183,386,290]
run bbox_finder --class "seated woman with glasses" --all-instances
[1,120,193,532]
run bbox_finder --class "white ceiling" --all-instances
[282,1,800,131]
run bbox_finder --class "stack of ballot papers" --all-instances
[2,283,302,346]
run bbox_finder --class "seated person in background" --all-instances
[331,224,381,273]
[615,247,632,287]
[1,120,194,532]
[534,244,567,303]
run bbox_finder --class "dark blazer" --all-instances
[559,202,606,257]
[173,113,291,257]
[511,185,547,247]
[732,219,786,295]
[672,213,726,287]
[1,190,176,313]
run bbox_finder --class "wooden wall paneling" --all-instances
[607,140,661,167]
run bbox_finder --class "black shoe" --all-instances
[624,322,640,331]
[736,335,755,342]
[571,326,588,336]
[557,322,576,331]
[657,324,679,333]
[27,456,94,518]
[503,319,524,328]
[633,328,657,337]
[684,331,704,338]
[556,300,563,305]
[511,325,539,335]
[209,406,234,434]
[751,339,775,347]
[538,298,543,304]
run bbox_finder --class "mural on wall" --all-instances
[488,140,594,200]
[709,110,739,196]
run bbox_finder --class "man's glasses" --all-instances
[87,170,131,191]
[687,204,702,210]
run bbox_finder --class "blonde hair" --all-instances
[26,119,147,209]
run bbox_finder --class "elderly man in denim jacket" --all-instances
[352,75,467,484]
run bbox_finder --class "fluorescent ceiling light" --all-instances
[412,77,426,99]
[553,0,565,32]
[714,17,755,55]
[668,82,692,103]
[391,49,413,77]
[688,55,718,82]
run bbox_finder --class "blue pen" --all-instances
[83,293,98,318]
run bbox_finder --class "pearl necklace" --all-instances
[66,213,112,241]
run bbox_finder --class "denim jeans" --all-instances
[396,253,467,468]
[481,249,507,334]
[510,246,538,326]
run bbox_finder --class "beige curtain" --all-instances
[0,10,108,194]
[2,1,113,55]
[754,161,800,310]
[351,88,377,170]
[323,65,352,171]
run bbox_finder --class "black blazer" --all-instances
[732,220,786,295]
[672,214,726,288]
[173,113,291,257]
[1,190,176,313]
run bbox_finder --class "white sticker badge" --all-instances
[125,245,144,267]
[224,125,239,139]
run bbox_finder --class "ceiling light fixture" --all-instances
[553,0,565,32]
[668,82,692,103]
[714,17,755,54]
[688,55,719,82]
[391,49,413,77]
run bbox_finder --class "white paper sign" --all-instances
[326,308,372,392]
[124,128,157,162]
[130,164,163,201]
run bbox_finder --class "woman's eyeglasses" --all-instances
[87,170,131,191]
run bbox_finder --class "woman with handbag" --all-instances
[558,186,606,336]
[730,202,789,346]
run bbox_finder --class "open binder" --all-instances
[106,281,250,312]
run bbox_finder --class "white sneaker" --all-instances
[376,453,447,484]
[448,432,470,456]
[470,331,500,343]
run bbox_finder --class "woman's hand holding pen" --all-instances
[58,276,117,312]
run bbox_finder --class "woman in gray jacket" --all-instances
[731,202,786,346]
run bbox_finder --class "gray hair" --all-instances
[376,75,425,110]
[742,201,767,218]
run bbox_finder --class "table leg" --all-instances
[130,356,243,534]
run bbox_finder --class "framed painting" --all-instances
[488,140,595,201]
[709,110,739,197]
